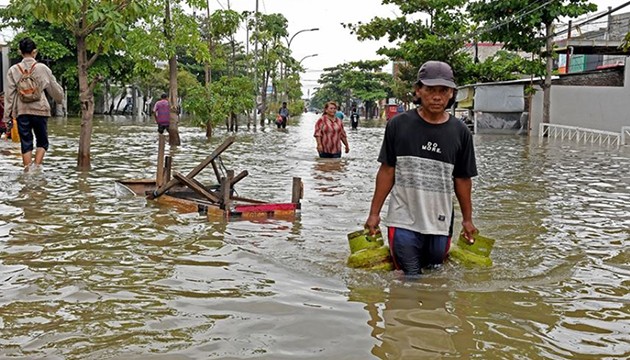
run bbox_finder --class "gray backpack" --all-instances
[16,63,41,103]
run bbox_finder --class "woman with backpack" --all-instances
[4,37,64,170]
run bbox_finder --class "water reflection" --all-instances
[312,158,347,197]
[350,284,461,359]
[0,114,628,358]
[313,158,347,174]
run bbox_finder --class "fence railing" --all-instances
[622,126,630,146]
[539,124,621,147]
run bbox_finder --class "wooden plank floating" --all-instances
[173,172,220,203]
[147,136,236,200]
[156,135,166,187]
[117,136,302,220]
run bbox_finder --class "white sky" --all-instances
[0,0,626,95]
[210,0,627,96]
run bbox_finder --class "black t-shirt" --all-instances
[378,109,477,178]
[376,109,477,234]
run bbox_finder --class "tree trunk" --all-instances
[77,36,93,170]
[104,79,110,115]
[230,112,238,132]
[206,121,213,138]
[108,95,116,115]
[260,72,269,127]
[113,87,125,114]
[132,86,140,117]
[166,1,181,146]
[142,88,148,116]
[543,22,553,124]
[167,56,181,146]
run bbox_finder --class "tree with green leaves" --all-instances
[343,0,472,84]
[0,14,143,116]
[467,0,597,124]
[311,60,391,119]
[184,75,254,135]
[467,50,545,84]
[1,0,150,170]
[248,12,289,126]
[341,60,392,119]
[311,64,351,109]
[205,9,243,84]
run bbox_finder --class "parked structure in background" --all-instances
[555,10,630,74]
[461,42,530,63]
[456,10,630,144]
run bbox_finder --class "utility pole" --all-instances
[566,20,572,74]
[166,0,181,145]
[280,28,319,101]
[205,0,212,85]
[253,0,259,128]
[543,21,553,125]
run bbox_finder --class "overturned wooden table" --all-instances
[116,135,303,220]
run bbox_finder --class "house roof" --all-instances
[553,38,630,55]
[457,76,559,89]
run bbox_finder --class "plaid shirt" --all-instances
[314,115,347,154]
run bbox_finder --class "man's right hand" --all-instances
[364,214,381,235]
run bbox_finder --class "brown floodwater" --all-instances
[0,114,628,359]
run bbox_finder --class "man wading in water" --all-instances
[365,61,478,276]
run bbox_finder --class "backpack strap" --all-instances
[16,62,36,74]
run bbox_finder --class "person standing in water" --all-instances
[277,101,290,129]
[314,101,349,158]
[153,93,170,134]
[4,37,64,170]
[365,61,478,276]
[350,106,360,130]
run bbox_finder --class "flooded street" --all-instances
[0,113,629,359]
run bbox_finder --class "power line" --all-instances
[552,1,630,38]
[467,0,554,40]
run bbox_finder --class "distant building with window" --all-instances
[461,42,531,63]
[554,10,630,73]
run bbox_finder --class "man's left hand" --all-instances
[461,220,478,244]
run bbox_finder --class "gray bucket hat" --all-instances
[416,61,457,88]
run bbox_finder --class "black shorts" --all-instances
[318,152,341,158]
[17,115,48,154]
[158,125,169,134]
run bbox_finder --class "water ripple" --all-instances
[0,116,628,359]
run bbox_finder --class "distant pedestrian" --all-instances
[314,101,349,158]
[153,93,170,134]
[350,106,359,130]
[335,107,345,121]
[277,101,289,129]
[4,37,64,170]
[123,94,133,114]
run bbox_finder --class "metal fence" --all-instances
[539,123,622,147]
[622,126,630,146]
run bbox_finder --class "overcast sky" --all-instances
[0,0,626,95]
[207,0,628,95]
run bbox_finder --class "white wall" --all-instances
[1,44,9,95]
[531,57,630,136]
